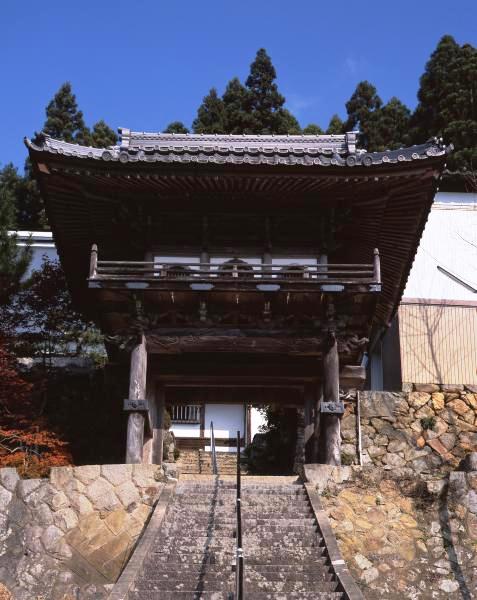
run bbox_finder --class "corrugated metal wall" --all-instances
[399,302,477,384]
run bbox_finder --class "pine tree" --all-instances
[0,184,32,305]
[326,114,345,134]
[192,88,226,134]
[43,82,91,143]
[0,163,46,231]
[90,120,117,147]
[245,49,287,133]
[222,77,251,133]
[412,35,477,172]
[345,81,383,149]
[303,123,323,135]
[374,97,411,151]
[164,121,190,134]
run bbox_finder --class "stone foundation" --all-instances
[341,387,477,474]
[319,458,477,598]
[0,464,165,599]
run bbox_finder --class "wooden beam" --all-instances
[126,334,147,464]
[152,385,165,465]
[321,331,341,466]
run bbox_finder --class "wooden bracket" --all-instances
[124,398,149,412]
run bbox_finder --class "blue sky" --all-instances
[2,0,476,168]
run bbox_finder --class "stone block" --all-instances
[414,383,440,393]
[467,472,477,490]
[50,466,74,489]
[54,507,79,531]
[427,438,452,457]
[73,465,100,485]
[465,385,477,393]
[41,525,63,553]
[463,393,477,409]
[104,508,129,536]
[423,417,448,440]
[441,384,464,393]
[447,399,469,416]
[34,503,54,526]
[467,490,477,514]
[387,439,408,453]
[17,479,42,501]
[431,393,445,411]
[115,481,140,507]
[85,479,119,511]
[132,464,157,488]
[409,392,431,408]
[130,503,150,524]
[367,445,386,458]
[0,468,19,492]
[0,486,12,512]
[439,432,457,451]
[360,391,404,419]
[383,453,406,468]
[89,530,132,567]
[69,492,93,515]
[48,491,69,511]
[101,464,132,487]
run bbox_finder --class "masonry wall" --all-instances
[340,386,477,473]
[0,464,165,600]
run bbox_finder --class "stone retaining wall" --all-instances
[0,464,166,600]
[340,386,477,475]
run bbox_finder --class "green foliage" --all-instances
[43,82,90,143]
[222,77,251,133]
[0,162,46,231]
[303,123,323,135]
[164,121,190,134]
[344,81,412,151]
[245,405,297,474]
[0,183,32,305]
[420,416,436,430]
[90,120,117,147]
[412,35,477,172]
[8,256,105,364]
[192,88,226,133]
[326,114,345,134]
[245,48,286,133]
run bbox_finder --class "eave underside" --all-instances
[29,152,445,331]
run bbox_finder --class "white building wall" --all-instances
[204,404,244,452]
[403,192,477,301]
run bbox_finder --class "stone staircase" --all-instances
[129,478,346,599]
[176,450,246,475]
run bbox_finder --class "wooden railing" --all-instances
[89,245,381,286]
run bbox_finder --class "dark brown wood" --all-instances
[126,335,147,464]
[304,383,315,462]
[321,331,341,466]
[146,332,367,356]
[152,384,165,465]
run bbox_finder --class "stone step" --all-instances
[129,594,344,600]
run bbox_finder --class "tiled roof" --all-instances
[25,129,452,168]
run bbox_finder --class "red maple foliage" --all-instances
[0,335,72,477]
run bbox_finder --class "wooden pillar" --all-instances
[126,335,147,464]
[321,331,341,466]
[152,385,165,465]
[304,384,315,462]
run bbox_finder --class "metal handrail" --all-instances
[235,429,244,600]
[210,421,218,476]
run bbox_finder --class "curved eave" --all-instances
[25,135,452,171]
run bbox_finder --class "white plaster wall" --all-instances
[404,192,477,301]
[250,407,267,439]
[170,423,201,438]
[204,404,244,451]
